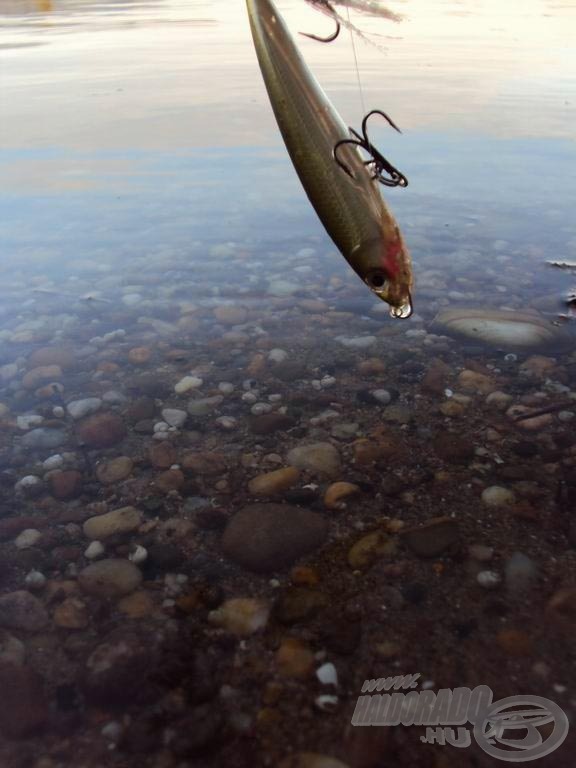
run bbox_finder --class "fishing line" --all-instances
[346,3,366,117]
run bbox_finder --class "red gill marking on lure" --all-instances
[382,237,402,279]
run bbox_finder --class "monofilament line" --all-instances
[346,3,366,117]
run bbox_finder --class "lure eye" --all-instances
[366,270,388,291]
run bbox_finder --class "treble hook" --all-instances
[300,0,341,43]
[333,109,409,188]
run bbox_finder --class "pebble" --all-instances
[21,428,67,450]
[76,412,126,449]
[477,570,501,589]
[48,470,83,500]
[337,335,377,349]
[324,482,360,509]
[251,402,272,416]
[505,552,537,593]
[481,486,516,507]
[127,346,151,364]
[248,467,300,496]
[432,434,475,464]
[486,391,513,410]
[96,456,134,484]
[187,396,223,416]
[175,375,203,394]
[66,397,102,420]
[83,506,143,540]
[457,369,497,394]
[222,503,328,573]
[348,531,396,569]
[0,630,25,666]
[208,598,270,635]
[286,442,341,478]
[371,389,392,405]
[276,637,315,678]
[496,628,533,656]
[22,365,62,390]
[42,454,64,471]
[249,413,295,435]
[85,541,105,559]
[316,662,338,687]
[79,559,143,599]
[128,545,148,564]
[0,591,49,632]
[161,408,188,428]
[218,382,235,394]
[214,305,248,324]
[53,597,89,629]
[16,414,44,430]
[269,348,289,363]
[14,528,42,549]
[24,570,47,590]
[401,517,460,558]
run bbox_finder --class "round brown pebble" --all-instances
[76,413,126,449]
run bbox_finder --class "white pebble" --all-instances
[101,721,123,742]
[16,475,42,490]
[24,569,46,589]
[481,486,516,507]
[316,662,338,686]
[129,545,148,564]
[250,403,272,416]
[43,454,64,471]
[218,382,235,394]
[477,570,502,589]
[371,389,391,405]
[558,411,575,422]
[320,376,336,388]
[52,406,65,418]
[215,416,237,430]
[66,398,102,420]
[84,541,105,559]
[174,375,203,394]
[315,694,339,712]
[16,414,44,430]
[268,348,288,363]
[153,421,170,433]
[161,408,188,428]
[268,394,282,403]
[242,392,258,404]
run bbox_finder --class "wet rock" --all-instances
[324,482,361,509]
[486,391,514,411]
[432,434,475,464]
[127,374,171,399]
[249,413,296,435]
[0,590,49,632]
[53,597,89,629]
[505,552,537,593]
[28,347,75,370]
[148,441,177,469]
[48,470,83,500]
[126,396,157,422]
[117,591,155,619]
[79,559,142,598]
[208,597,270,635]
[181,451,227,476]
[276,637,315,678]
[248,467,300,497]
[67,398,102,420]
[401,517,459,558]
[520,355,557,379]
[83,632,159,707]
[22,365,62,390]
[96,456,133,484]
[21,428,67,451]
[154,469,184,493]
[286,442,341,478]
[348,531,396,569]
[432,308,570,351]
[0,664,48,739]
[76,412,126,449]
[496,628,533,656]
[83,506,142,540]
[421,359,451,395]
[546,587,576,629]
[127,347,151,365]
[457,369,497,395]
[222,504,328,573]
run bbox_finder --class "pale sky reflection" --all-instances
[1,0,575,156]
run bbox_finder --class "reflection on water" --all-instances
[1,1,576,766]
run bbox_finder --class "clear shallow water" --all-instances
[1,0,576,310]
